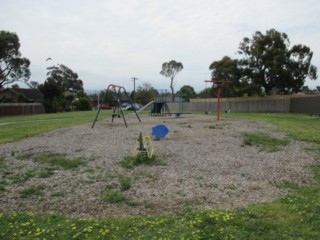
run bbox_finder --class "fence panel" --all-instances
[0,103,45,117]
[188,95,319,114]
[290,95,320,114]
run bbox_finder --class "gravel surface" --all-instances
[0,114,316,217]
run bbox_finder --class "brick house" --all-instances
[0,88,44,103]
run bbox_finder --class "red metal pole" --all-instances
[204,80,231,121]
[217,86,221,121]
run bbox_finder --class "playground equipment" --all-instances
[152,124,169,139]
[91,84,141,128]
[136,101,155,113]
[150,90,170,116]
[204,80,232,121]
[133,132,154,159]
[150,90,191,117]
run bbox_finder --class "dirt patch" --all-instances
[0,114,316,217]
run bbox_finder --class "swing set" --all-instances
[91,84,155,160]
[204,80,232,121]
[91,84,141,128]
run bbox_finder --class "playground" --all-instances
[0,114,316,217]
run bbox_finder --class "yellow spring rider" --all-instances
[133,132,154,159]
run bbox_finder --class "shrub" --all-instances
[73,96,92,111]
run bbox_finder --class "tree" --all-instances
[301,86,311,94]
[135,82,158,105]
[28,81,40,89]
[198,87,213,98]
[0,31,31,90]
[238,29,317,95]
[46,64,84,94]
[210,56,241,81]
[98,90,116,106]
[209,56,263,97]
[39,64,84,112]
[209,56,242,97]
[284,44,318,93]
[73,93,92,111]
[160,60,183,100]
[176,85,195,101]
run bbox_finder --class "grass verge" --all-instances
[0,110,113,144]
[224,113,320,144]
[242,132,289,152]
[1,185,320,240]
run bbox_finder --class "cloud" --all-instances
[1,0,320,92]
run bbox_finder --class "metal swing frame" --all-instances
[204,80,232,121]
[91,84,141,128]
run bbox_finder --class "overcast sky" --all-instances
[2,0,320,93]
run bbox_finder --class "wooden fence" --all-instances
[0,103,45,117]
[166,94,320,114]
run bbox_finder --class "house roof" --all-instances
[0,88,44,102]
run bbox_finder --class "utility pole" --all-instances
[132,77,138,104]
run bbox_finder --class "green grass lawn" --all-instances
[1,112,320,239]
[0,110,112,144]
[223,112,320,144]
